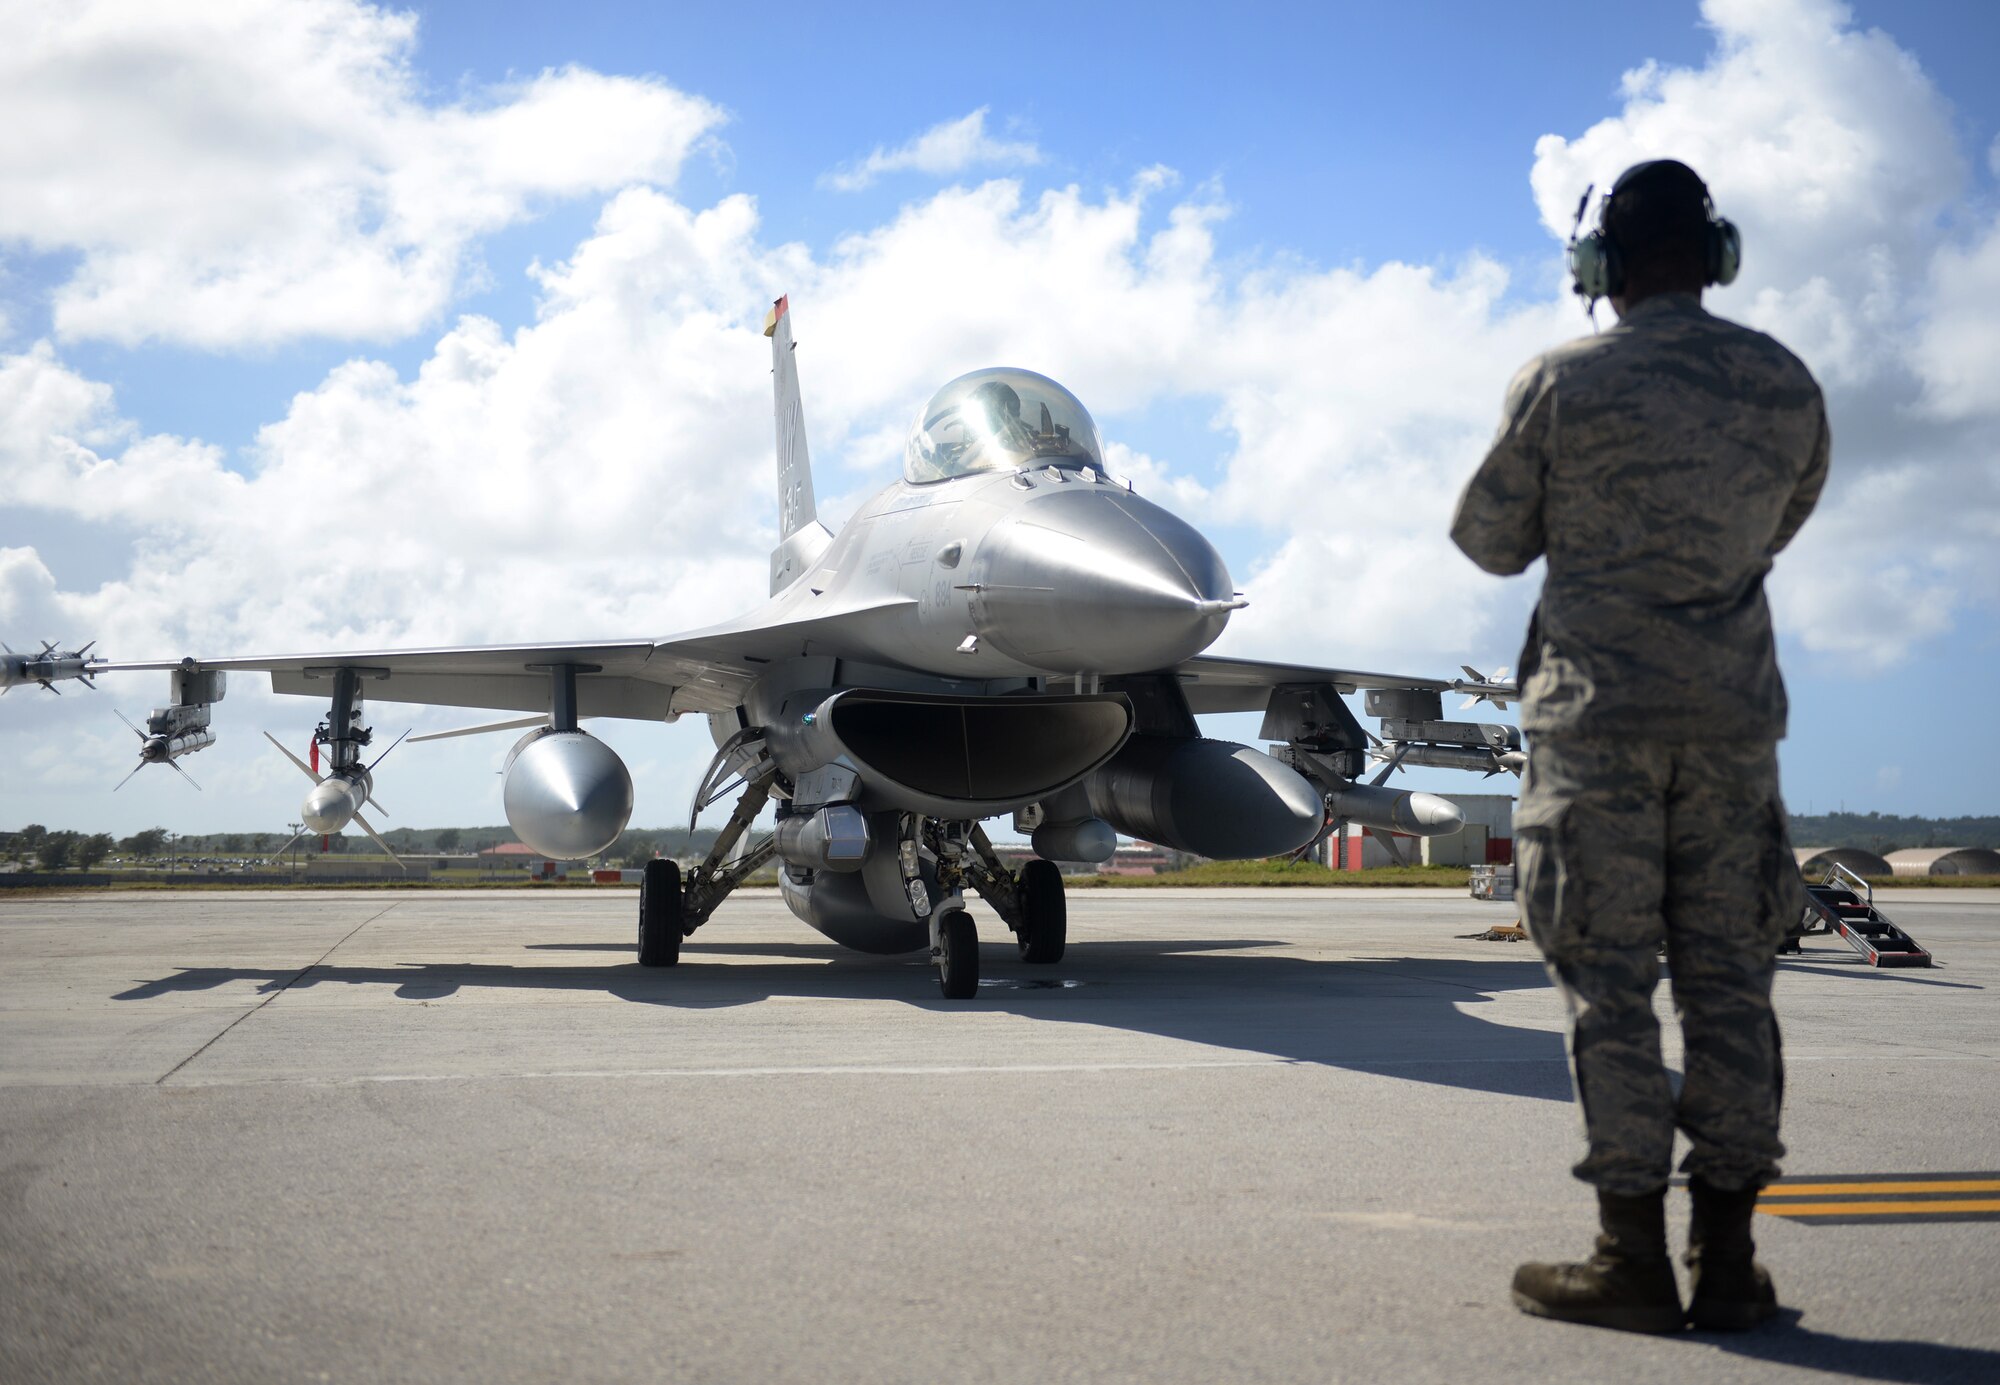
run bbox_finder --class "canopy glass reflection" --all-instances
[905,368,1105,484]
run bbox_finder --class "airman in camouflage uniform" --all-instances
[1451,159,1828,1334]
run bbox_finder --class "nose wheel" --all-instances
[934,908,979,999]
[638,858,683,967]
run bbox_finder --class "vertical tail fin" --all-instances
[763,295,834,593]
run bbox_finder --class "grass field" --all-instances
[1067,860,1472,888]
[6,865,1996,893]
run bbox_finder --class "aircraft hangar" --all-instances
[1886,846,2000,876]
[1793,845,1893,877]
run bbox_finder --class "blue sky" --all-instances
[3,0,1997,836]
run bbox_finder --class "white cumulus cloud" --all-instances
[821,108,1042,192]
[1526,0,2000,669]
[0,0,724,349]
[4,0,1999,832]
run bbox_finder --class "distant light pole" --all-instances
[287,822,303,878]
[166,831,176,875]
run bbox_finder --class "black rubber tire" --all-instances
[637,858,684,967]
[936,909,979,999]
[1016,858,1067,964]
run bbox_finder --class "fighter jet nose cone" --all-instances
[970,488,1236,673]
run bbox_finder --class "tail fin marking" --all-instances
[764,295,834,593]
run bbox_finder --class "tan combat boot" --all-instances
[1511,1189,1685,1334]
[1685,1177,1780,1331]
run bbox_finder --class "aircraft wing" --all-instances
[1175,653,1466,715]
[87,594,920,722]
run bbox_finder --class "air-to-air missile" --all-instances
[1,641,97,694]
[261,665,410,866]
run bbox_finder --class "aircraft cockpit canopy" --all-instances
[905,368,1106,484]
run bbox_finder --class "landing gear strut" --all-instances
[899,815,984,999]
[957,824,1066,966]
[640,732,779,967]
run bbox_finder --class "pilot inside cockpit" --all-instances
[905,367,1106,484]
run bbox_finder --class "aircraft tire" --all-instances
[936,908,979,999]
[1016,859,1067,964]
[638,858,683,967]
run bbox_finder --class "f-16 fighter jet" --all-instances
[5,298,1519,997]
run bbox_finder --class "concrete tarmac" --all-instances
[2,886,1996,1383]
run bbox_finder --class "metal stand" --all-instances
[1789,862,1932,967]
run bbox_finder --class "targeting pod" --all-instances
[1030,816,1117,863]
[774,804,871,873]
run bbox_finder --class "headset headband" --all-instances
[1567,160,1740,313]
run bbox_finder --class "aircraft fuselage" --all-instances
[731,466,1239,683]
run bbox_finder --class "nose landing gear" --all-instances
[933,907,979,999]
[918,820,1071,995]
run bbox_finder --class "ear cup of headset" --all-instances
[1568,229,1622,299]
[1571,164,1740,299]
[1707,217,1741,286]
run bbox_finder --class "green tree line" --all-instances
[1787,812,2000,852]
[4,824,720,870]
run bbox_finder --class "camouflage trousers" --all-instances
[1515,735,1804,1196]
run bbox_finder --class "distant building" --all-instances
[478,842,567,878]
[1885,846,2000,877]
[1099,842,1172,876]
[1795,846,1891,878]
[1334,830,1419,869]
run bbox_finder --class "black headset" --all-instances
[1567,160,1741,303]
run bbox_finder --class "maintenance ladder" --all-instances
[1785,862,1933,967]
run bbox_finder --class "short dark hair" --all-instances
[1604,160,1709,288]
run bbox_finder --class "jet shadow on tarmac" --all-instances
[112,939,1574,1103]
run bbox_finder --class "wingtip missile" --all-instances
[2,640,100,695]
[1452,665,1516,711]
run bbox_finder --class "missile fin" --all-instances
[1366,825,1410,867]
[408,714,551,743]
[263,730,323,784]
[350,812,406,872]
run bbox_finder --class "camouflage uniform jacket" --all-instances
[1451,293,1829,740]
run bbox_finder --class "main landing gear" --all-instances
[638,858,683,967]
[637,735,778,969]
[1014,858,1067,964]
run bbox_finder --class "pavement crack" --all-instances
[154,904,398,1085]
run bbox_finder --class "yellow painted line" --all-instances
[1759,1199,2000,1217]
[1762,1180,2000,1197]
